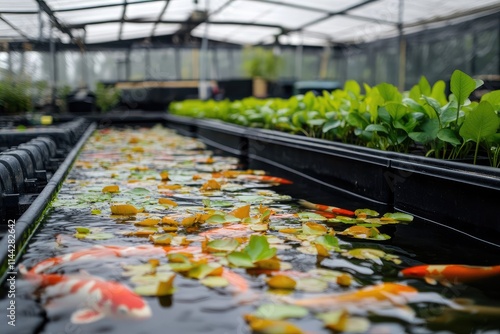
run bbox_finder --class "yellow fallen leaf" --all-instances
[279,228,299,234]
[111,203,139,215]
[131,146,144,153]
[255,259,281,270]
[231,205,251,219]
[128,137,140,144]
[315,244,330,257]
[159,198,178,207]
[158,184,182,190]
[245,315,303,334]
[162,226,178,233]
[124,230,156,237]
[135,218,161,227]
[200,179,221,191]
[337,274,352,287]
[267,275,297,289]
[161,216,179,225]
[102,185,120,193]
[160,171,170,181]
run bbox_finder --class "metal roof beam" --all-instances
[118,0,128,41]
[150,0,171,37]
[0,15,30,40]
[53,0,164,12]
[67,19,284,30]
[36,0,74,40]
[0,10,38,14]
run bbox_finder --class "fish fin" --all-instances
[71,308,105,324]
[424,277,438,285]
[439,279,453,288]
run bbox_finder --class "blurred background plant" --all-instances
[95,82,121,113]
[0,75,33,114]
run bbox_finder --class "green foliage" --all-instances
[242,46,283,80]
[0,76,32,114]
[95,83,121,113]
[170,70,500,167]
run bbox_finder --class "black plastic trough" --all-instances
[0,123,96,282]
[162,116,500,247]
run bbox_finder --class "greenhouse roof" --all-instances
[0,0,499,47]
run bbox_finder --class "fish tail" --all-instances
[222,269,249,293]
[298,199,355,216]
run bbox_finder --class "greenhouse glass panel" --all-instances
[152,24,181,37]
[180,48,197,80]
[301,51,320,80]
[57,7,122,25]
[129,49,147,81]
[126,2,166,20]
[46,0,122,11]
[121,23,155,40]
[148,49,178,81]
[475,26,499,75]
[85,23,120,44]
[281,0,366,12]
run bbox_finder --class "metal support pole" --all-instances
[199,0,210,99]
[125,48,131,80]
[295,32,303,80]
[397,0,406,91]
[49,25,56,108]
[38,6,44,40]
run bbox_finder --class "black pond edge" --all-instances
[0,123,97,283]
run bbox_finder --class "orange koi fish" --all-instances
[298,199,355,216]
[222,269,250,294]
[237,174,293,185]
[401,264,500,284]
[199,224,251,238]
[292,283,417,308]
[20,265,151,324]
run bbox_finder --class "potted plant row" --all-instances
[166,70,500,246]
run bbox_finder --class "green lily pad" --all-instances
[207,238,240,252]
[75,226,90,234]
[244,235,277,262]
[227,251,255,268]
[200,276,229,288]
[188,263,222,279]
[354,209,379,217]
[297,212,327,221]
[84,232,114,240]
[383,212,414,222]
[314,235,339,249]
[254,304,309,320]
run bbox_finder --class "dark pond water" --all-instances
[1,126,499,334]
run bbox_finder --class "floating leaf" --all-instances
[354,209,379,217]
[245,315,304,334]
[314,235,339,250]
[244,235,277,262]
[102,185,119,193]
[297,212,327,221]
[135,218,161,226]
[200,179,221,191]
[296,278,328,292]
[227,251,255,268]
[235,195,267,204]
[318,311,370,333]
[90,209,101,215]
[231,204,251,219]
[302,222,328,235]
[134,274,175,296]
[200,276,229,288]
[158,184,182,190]
[205,214,226,224]
[127,187,150,196]
[75,226,90,234]
[382,212,414,222]
[158,198,178,207]
[254,304,308,320]
[149,234,173,245]
[206,238,240,253]
[161,216,179,225]
[110,203,139,215]
[267,275,296,290]
[188,263,223,279]
[340,225,390,240]
[124,229,156,237]
[84,232,114,240]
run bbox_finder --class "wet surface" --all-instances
[1,126,499,334]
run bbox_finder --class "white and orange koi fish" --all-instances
[298,199,355,216]
[20,265,151,324]
[292,283,417,308]
[401,264,500,284]
[29,244,202,274]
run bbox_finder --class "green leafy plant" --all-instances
[95,82,121,113]
[0,76,32,114]
[243,46,283,80]
[169,70,500,167]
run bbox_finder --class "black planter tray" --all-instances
[0,123,97,282]
[164,114,198,137]
[0,118,89,151]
